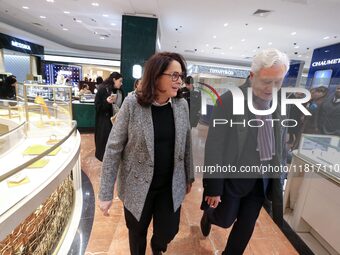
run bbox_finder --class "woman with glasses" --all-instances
[98,52,194,255]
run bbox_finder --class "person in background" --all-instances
[318,84,340,136]
[98,52,194,255]
[79,84,92,96]
[128,78,142,96]
[200,48,289,255]
[0,75,17,100]
[94,76,104,94]
[179,75,202,128]
[301,86,328,134]
[94,72,124,161]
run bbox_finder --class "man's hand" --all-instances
[99,199,113,216]
[205,196,221,208]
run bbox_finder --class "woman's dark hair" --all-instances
[99,72,122,90]
[137,52,186,106]
[96,76,104,84]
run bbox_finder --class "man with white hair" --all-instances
[200,49,289,255]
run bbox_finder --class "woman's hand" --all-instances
[204,196,221,208]
[106,95,117,104]
[99,199,113,216]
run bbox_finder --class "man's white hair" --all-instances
[251,48,290,74]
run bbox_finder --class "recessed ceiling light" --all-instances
[323,36,330,40]
[229,46,233,50]
[102,14,109,17]
[206,44,209,47]
[91,2,99,6]
[223,23,228,27]
[258,27,263,31]
[110,23,116,26]
[221,52,225,55]
[40,16,46,19]
[100,37,105,40]
[46,0,54,2]
[241,39,246,42]
[22,6,29,9]
[62,28,68,31]
[76,20,82,23]
[298,55,302,57]
[94,32,98,34]
[268,42,273,45]
[291,32,297,36]
[64,11,70,14]
[213,35,217,39]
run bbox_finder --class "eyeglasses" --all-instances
[162,72,186,82]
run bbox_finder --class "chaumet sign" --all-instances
[11,41,31,51]
[312,58,340,67]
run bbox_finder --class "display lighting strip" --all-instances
[44,55,120,67]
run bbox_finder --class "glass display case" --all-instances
[16,82,73,124]
[297,134,340,182]
[0,83,82,254]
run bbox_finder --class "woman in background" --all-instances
[0,75,17,99]
[94,72,124,161]
[98,52,194,255]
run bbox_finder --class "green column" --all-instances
[120,15,158,93]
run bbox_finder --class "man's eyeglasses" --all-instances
[162,72,186,82]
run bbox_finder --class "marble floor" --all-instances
[79,124,299,255]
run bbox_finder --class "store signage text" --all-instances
[312,58,340,67]
[11,41,31,51]
[209,68,234,76]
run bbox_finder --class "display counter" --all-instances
[0,83,82,254]
[72,100,96,129]
[283,134,340,255]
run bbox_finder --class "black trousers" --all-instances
[124,187,180,255]
[207,179,266,255]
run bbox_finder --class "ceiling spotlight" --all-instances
[229,46,233,50]
[64,11,70,14]
[323,36,330,40]
[100,37,105,40]
[46,0,54,2]
[241,39,245,42]
[91,2,99,6]
[110,23,116,26]
[102,14,109,17]
[258,27,263,31]
[291,32,297,36]
[22,6,29,9]
[223,23,228,27]
[213,35,217,39]
[268,42,273,45]
[206,44,209,47]
[62,28,68,31]
[40,16,46,19]
[76,20,82,23]
[298,55,302,57]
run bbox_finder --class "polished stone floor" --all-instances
[78,124,299,255]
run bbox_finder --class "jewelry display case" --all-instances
[0,83,82,254]
[283,134,340,255]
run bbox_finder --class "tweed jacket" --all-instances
[99,95,194,221]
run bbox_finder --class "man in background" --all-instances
[180,76,201,128]
[318,84,340,136]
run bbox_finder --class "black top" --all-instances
[151,103,175,189]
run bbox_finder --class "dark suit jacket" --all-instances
[202,81,286,227]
